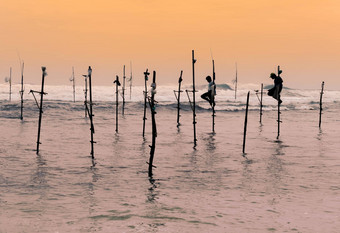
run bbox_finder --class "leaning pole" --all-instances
[29,67,47,154]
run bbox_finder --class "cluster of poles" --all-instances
[2,51,326,176]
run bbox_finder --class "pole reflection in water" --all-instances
[30,155,48,216]
[87,166,99,231]
[266,141,286,205]
[147,177,159,203]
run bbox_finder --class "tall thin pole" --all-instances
[36,67,47,154]
[235,63,238,100]
[277,66,282,140]
[122,65,126,115]
[319,81,324,128]
[212,59,216,133]
[148,71,157,177]
[174,70,183,127]
[114,75,120,132]
[129,62,133,100]
[84,76,88,118]
[88,66,95,158]
[9,67,12,102]
[72,67,75,102]
[20,63,24,120]
[260,83,263,124]
[142,69,149,137]
[192,50,197,146]
[243,91,250,154]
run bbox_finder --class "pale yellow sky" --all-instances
[1,0,340,88]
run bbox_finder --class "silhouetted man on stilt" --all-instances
[201,76,215,106]
[268,72,283,104]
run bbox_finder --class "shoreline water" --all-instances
[1,89,339,232]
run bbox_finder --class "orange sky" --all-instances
[1,0,340,88]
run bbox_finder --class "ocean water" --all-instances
[0,84,340,232]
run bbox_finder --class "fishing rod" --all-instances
[114,75,121,132]
[319,81,324,128]
[142,69,150,137]
[29,67,48,154]
[147,71,157,177]
[185,50,197,147]
[173,70,183,127]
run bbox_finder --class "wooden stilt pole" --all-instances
[277,99,280,140]
[173,70,183,127]
[212,59,216,133]
[185,50,197,147]
[70,66,76,103]
[20,62,24,120]
[148,71,157,177]
[129,62,133,100]
[9,67,12,102]
[122,65,126,115]
[84,66,95,159]
[260,83,263,124]
[114,75,121,132]
[319,81,324,128]
[277,66,282,140]
[83,76,88,118]
[234,63,238,100]
[243,91,250,154]
[72,67,75,102]
[192,50,197,146]
[142,69,150,137]
[29,67,48,154]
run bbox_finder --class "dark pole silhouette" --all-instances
[29,67,47,154]
[319,81,324,128]
[114,75,121,132]
[255,83,264,124]
[83,67,95,159]
[260,83,263,124]
[70,67,75,102]
[5,67,12,101]
[83,75,88,118]
[234,63,238,100]
[185,50,197,147]
[148,71,157,177]
[20,62,24,120]
[129,62,133,100]
[212,59,216,133]
[192,50,197,147]
[142,69,150,137]
[243,91,250,154]
[9,67,12,101]
[173,70,183,127]
[88,66,95,158]
[277,66,282,140]
[122,65,126,115]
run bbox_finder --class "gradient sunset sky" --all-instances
[1,0,339,88]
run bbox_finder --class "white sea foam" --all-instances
[1,83,339,111]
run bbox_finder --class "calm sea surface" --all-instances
[0,87,340,232]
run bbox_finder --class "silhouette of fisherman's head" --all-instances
[270,73,277,79]
[206,76,212,82]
